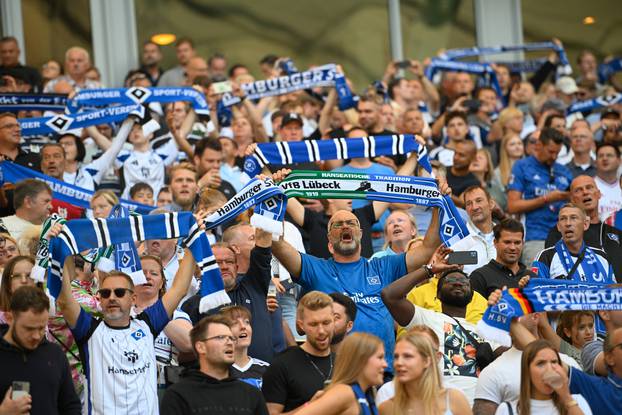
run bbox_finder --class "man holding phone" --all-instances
[0,286,80,415]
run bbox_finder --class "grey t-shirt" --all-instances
[581,339,603,375]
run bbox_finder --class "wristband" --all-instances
[422,264,434,279]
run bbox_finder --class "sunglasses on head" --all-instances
[98,288,133,299]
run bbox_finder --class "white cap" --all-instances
[218,127,234,140]
[555,76,578,95]
[142,119,160,137]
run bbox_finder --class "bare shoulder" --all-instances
[378,399,394,415]
[447,388,472,413]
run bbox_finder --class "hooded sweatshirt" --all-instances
[159,368,269,415]
[0,325,81,415]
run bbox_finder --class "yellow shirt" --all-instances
[396,277,489,338]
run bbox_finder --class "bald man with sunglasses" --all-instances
[57,248,198,415]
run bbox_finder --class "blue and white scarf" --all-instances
[477,278,622,346]
[221,63,357,111]
[553,240,609,284]
[242,134,432,181]
[0,93,68,112]
[67,87,209,117]
[438,42,572,76]
[19,103,144,137]
[0,161,152,214]
[96,205,146,285]
[598,58,622,84]
[48,212,228,312]
[566,93,622,115]
[424,58,502,96]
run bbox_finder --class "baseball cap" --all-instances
[555,76,579,95]
[281,112,303,128]
[218,127,234,140]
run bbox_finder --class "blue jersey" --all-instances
[299,253,407,370]
[508,156,572,241]
[569,367,622,415]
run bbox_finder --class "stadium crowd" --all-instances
[0,33,620,415]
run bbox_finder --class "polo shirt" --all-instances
[470,260,537,298]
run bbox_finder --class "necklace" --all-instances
[304,350,333,381]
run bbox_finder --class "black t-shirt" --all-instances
[182,246,275,362]
[301,204,375,259]
[545,222,622,282]
[261,347,334,412]
[445,170,481,197]
[470,260,537,298]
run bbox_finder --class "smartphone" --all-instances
[395,60,411,69]
[212,81,233,94]
[447,251,478,265]
[11,381,29,399]
[267,284,277,298]
[462,99,481,112]
[281,278,296,291]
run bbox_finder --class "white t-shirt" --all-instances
[447,221,496,275]
[475,347,581,406]
[494,394,592,415]
[595,176,622,221]
[0,214,34,241]
[404,305,499,404]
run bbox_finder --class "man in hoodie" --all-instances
[0,286,80,415]
[159,314,268,414]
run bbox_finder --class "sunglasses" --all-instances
[98,288,133,299]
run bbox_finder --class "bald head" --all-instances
[569,175,601,216]
[186,57,209,84]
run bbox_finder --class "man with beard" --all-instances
[166,162,199,211]
[160,315,268,414]
[40,143,84,219]
[138,41,163,86]
[381,249,499,404]
[547,175,622,281]
[470,219,536,298]
[262,291,335,415]
[0,286,80,415]
[182,226,276,363]
[193,138,237,200]
[272,178,449,376]
[328,292,356,352]
[533,203,615,284]
[57,243,199,414]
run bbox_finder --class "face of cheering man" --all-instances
[98,275,136,326]
[298,305,334,354]
[195,322,236,369]
[437,271,473,308]
[569,176,601,217]
[557,206,589,250]
[41,144,66,180]
[327,210,362,258]
[494,229,524,267]
[213,246,238,291]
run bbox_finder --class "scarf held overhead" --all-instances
[0,93,68,111]
[477,278,622,346]
[242,134,432,181]
[18,103,144,137]
[67,86,210,117]
[48,212,228,313]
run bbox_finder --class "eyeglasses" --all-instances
[330,219,359,229]
[97,288,133,299]
[200,335,237,344]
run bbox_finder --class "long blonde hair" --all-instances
[328,332,383,390]
[392,333,443,415]
[498,133,522,186]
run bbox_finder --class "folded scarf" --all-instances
[0,93,68,111]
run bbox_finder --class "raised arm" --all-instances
[166,109,194,160]
[318,89,338,137]
[85,117,136,184]
[161,248,196,317]
[382,245,458,326]
[405,207,440,272]
[57,256,82,328]
[272,237,302,280]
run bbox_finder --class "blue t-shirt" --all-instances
[507,156,572,241]
[569,367,622,415]
[299,253,407,370]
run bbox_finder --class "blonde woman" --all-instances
[296,332,387,415]
[90,189,119,218]
[491,134,524,210]
[380,333,471,415]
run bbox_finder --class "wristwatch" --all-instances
[422,264,434,279]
